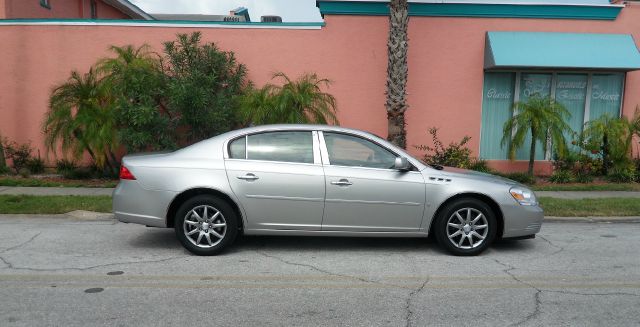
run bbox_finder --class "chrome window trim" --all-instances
[223,130,320,165]
[318,130,417,172]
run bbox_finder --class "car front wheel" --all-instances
[434,198,497,256]
[175,195,238,256]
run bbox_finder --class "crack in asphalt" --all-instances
[0,256,185,272]
[492,258,542,327]
[537,236,564,256]
[0,232,42,269]
[0,228,185,272]
[254,250,402,288]
[404,278,429,327]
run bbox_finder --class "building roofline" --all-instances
[102,0,155,20]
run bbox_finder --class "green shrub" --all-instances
[498,172,535,185]
[62,167,97,180]
[18,168,30,178]
[26,157,45,174]
[606,166,637,183]
[574,172,594,183]
[164,32,249,143]
[580,114,634,175]
[549,170,574,184]
[416,127,473,168]
[56,159,77,174]
[468,159,494,174]
[0,165,9,175]
[2,141,34,174]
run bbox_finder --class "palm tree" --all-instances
[0,134,6,171]
[385,0,409,148]
[43,68,118,175]
[581,114,633,175]
[238,72,338,125]
[502,94,571,176]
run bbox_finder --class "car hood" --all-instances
[438,166,522,186]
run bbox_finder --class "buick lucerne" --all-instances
[113,125,543,256]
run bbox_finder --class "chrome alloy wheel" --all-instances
[183,205,227,248]
[446,208,489,249]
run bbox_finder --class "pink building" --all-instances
[0,0,151,19]
[1,0,639,174]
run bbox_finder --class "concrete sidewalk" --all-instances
[1,186,640,199]
[0,186,113,196]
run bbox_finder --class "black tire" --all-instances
[434,198,497,256]
[174,195,238,256]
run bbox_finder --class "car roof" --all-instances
[217,124,382,139]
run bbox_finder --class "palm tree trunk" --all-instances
[108,150,120,176]
[528,128,536,176]
[0,139,6,170]
[385,0,409,149]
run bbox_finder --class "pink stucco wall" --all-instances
[0,3,639,172]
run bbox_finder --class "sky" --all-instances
[129,0,324,22]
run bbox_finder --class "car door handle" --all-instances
[237,173,259,181]
[331,179,353,186]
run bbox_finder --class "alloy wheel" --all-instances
[446,207,489,249]
[183,205,227,248]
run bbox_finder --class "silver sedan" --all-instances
[113,124,543,256]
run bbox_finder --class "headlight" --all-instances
[509,187,537,206]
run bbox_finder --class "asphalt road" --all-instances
[0,216,638,327]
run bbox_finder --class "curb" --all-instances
[544,216,640,223]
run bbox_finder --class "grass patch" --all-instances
[0,177,117,188]
[539,197,640,217]
[0,195,112,214]
[532,183,640,191]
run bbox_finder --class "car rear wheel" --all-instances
[174,195,238,256]
[434,198,497,256]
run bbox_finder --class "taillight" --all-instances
[119,166,136,180]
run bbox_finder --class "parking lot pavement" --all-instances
[0,217,638,327]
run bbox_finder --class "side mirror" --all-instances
[394,157,411,171]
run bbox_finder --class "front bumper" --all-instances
[112,180,177,228]
[501,203,544,238]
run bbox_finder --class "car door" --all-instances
[320,131,426,232]
[225,130,325,231]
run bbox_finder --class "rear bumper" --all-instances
[501,203,544,238]
[112,180,177,228]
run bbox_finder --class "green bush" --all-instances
[62,167,98,180]
[606,166,637,183]
[2,141,34,174]
[18,168,30,178]
[574,172,594,183]
[498,172,536,185]
[580,114,634,175]
[99,45,175,153]
[26,157,45,174]
[549,170,574,184]
[416,127,473,168]
[55,159,77,174]
[468,159,494,174]
[163,32,249,143]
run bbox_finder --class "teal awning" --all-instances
[484,32,640,71]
